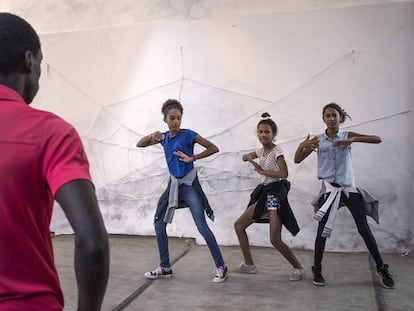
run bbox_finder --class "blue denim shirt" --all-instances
[317,129,354,186]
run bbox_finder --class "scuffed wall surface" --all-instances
[2,0,412,33]
[2,1,413,253]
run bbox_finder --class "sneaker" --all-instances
[312,266,325,286]
[144,266,173,279]
[213,265,228,283]
[376,264,395,289]
[233,263,257,274]
[289,268,305,281]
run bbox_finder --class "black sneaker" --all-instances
[376,264,395,289]
[312,265,325,286]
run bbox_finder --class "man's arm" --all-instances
[55,179,109,311]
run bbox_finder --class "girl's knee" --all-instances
[197,225,214,239]
[234,220,246,233]
[357,226,372,238]
[194,221,209,232]
[154,220,166,233]
[270,238,284,249]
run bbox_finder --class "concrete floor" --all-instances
[53,235,413,311]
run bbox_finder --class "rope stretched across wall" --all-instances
[43,47,408,192]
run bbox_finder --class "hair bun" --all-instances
[261,112,271,118]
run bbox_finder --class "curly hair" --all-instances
[322,102,352,123]
[161,99,183,117]
[0,13,41,73]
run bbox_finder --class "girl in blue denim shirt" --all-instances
[294,102,394,289]
[136,99,227,283]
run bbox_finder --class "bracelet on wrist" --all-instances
[193,154,197,162]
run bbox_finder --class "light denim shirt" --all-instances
[317,129,354,186]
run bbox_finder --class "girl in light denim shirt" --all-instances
[294,103,394,289]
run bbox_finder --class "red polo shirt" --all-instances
[0,85,92,310]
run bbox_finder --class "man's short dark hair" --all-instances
[0,12,41,73]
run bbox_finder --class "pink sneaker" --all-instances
[213,265,228,283]
[144,266,173,279]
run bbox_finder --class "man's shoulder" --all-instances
[29,107,74,132]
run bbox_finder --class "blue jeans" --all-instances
[154,183,224,268]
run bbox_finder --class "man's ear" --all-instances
[24,50,33,73]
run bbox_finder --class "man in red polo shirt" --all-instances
[0,13,109,310]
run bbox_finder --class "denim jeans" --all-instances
[154,183,224,268]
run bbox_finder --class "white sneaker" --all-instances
[213,265,228,283]
[233,263,257,274]
[289,268,305,281]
